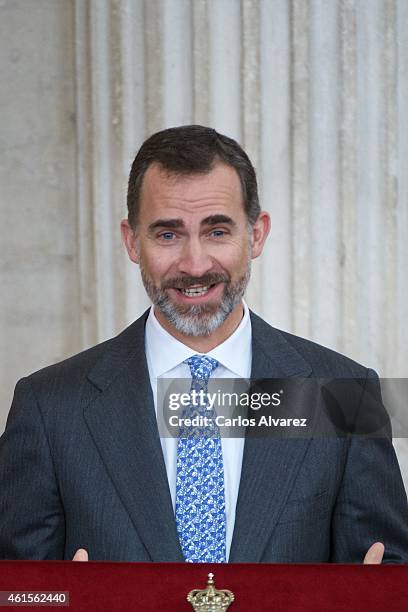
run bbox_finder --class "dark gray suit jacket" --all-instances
[1,310,407,562]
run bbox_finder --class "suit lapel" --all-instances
[83,311,183,562]
[229,312,313,562]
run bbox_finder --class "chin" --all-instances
[158,301,232,337]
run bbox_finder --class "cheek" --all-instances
[213,242,250,271]
[139,247,178,278]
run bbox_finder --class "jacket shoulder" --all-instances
[250,310,372,378]
[21,309,150,396]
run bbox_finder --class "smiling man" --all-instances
[121,160,268,349]
[0,125,407,564]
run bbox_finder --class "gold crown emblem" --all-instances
[187,573,235,611]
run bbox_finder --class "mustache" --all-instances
[161,272,230,290]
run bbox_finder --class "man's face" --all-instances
[122,162,269,337]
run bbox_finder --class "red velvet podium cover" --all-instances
[0,562,407,611]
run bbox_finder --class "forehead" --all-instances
[138,162,245,223]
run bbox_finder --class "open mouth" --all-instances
[179,284,212,297]
[173,283,221,299]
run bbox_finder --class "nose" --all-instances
[177,237,214,278]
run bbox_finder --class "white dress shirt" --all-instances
[145,301,252,561]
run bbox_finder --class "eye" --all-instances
[159,231,176,241]
[210,229,227,238]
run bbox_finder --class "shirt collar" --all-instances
[145,300,251,378]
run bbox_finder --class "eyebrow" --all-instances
[202,214,236,228]
[148,214,237,233]
[148,219,184,232]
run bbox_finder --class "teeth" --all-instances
[181,285,210,296]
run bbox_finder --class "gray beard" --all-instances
[140,262,251,337]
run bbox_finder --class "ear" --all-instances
[250,211,271,259]
[120,219,140,264]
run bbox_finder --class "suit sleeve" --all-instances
[0,377,65,559]
[330,370,408,562]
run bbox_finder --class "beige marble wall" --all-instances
[0,0,80,427]
[1,0,407,486]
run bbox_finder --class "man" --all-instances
[0,125,407,564]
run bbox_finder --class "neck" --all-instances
[154,303,244,352]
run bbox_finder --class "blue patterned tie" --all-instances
[175,355,226,563]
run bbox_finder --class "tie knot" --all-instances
[184,355,219,380]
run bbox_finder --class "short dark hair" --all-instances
[126,125,260,227]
